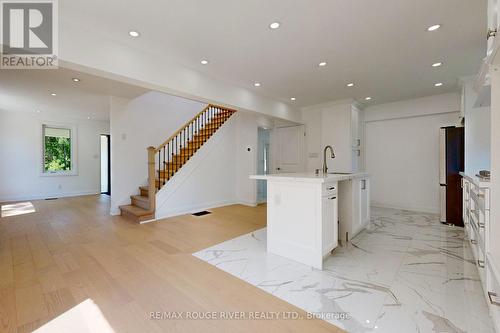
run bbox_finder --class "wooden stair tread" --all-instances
[119,205,154,217]
[130,195,149,202]
[139,185,156,192]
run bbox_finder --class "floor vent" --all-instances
[192,211,211,217]
[45,198,58,200]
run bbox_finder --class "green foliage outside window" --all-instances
[44,135,71,172]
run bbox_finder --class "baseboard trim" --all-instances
[150,199,260,221]
[371,202,439,214]
[155,200,238,220]
[0,190,101,204]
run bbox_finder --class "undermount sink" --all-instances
[328,172,352,175]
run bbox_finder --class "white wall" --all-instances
[364,93,460,213]
[109,92,205,214]
[462,79,491,176]
[235,112,259,205]
[302,107,323,172]
[0,109,109,202]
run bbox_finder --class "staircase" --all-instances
[119,104,237,223]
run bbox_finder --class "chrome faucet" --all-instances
[323,146,336,174]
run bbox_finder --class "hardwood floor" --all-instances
[0,195,342,333]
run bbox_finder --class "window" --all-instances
[42,125,75,175]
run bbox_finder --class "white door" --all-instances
[272,125,305,173]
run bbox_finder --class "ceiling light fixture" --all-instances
[50,93,57,96]
[200,59,209,65]
[290,97,296,101]
[435,82,443,87]
[72,77,81,82]
[347,83,355,87]
[427,24,441,32]
[36,110,41,113]
[365,97,372,101]
[128,30,140,37]
[318,62,327,67]
[432,62,443,67]
[87,116,91,120]
[254,82,261,87]
[269,22,280,30]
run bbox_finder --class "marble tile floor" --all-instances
[193,207,495,333]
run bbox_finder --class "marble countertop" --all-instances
[459,172,490,188]
[250,172,369,183]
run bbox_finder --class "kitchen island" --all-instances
[250,172,370,269]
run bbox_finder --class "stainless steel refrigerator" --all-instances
[439,126,464,226]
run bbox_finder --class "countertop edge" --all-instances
[250,172,369,183]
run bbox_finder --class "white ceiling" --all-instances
[0,68,148,120]
[62,0,487,107]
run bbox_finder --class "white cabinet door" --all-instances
[489,0,499,52]
[360,178,370,226]
[322,195,338,253]
[351,179,362,234]
[350,107,361,173]
[351,107,360,148]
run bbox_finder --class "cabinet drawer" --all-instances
[322,183,338,197]
[486,254,500,328]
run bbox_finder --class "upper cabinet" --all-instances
[488,0,498,53]
[474,0,500,107]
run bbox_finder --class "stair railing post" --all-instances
[147,146,156,212]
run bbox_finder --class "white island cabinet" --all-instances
[250,172,369,269]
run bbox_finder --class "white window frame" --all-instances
[39,122,78,177]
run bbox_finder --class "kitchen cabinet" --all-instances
[250,172,369,269]
[461,173,500,329]
[338,176,370,244]
[317,100,364,173]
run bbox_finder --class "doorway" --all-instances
[272,125,305,173]
[100,134,111,195]
[257,127,271,203]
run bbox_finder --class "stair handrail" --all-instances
[153,104,236,153]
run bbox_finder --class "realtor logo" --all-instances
[1,0,58,69]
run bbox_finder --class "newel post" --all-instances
[147,146,156,212]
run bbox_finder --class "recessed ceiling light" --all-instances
[435,82,443,87]
[427,24,441,32]
[87,116,91,120]
[129,30,140,37]
[254,82,261,87]
[365,97,372,101]
[269,22,280,30]
[347,83,355,87]
[318,62,327,67]
[36,110,41,113]
[290,97,296,101]
[432,62,443,67]
[72,77,81,82]
[50,93,57,96]
[200,59,209,65]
